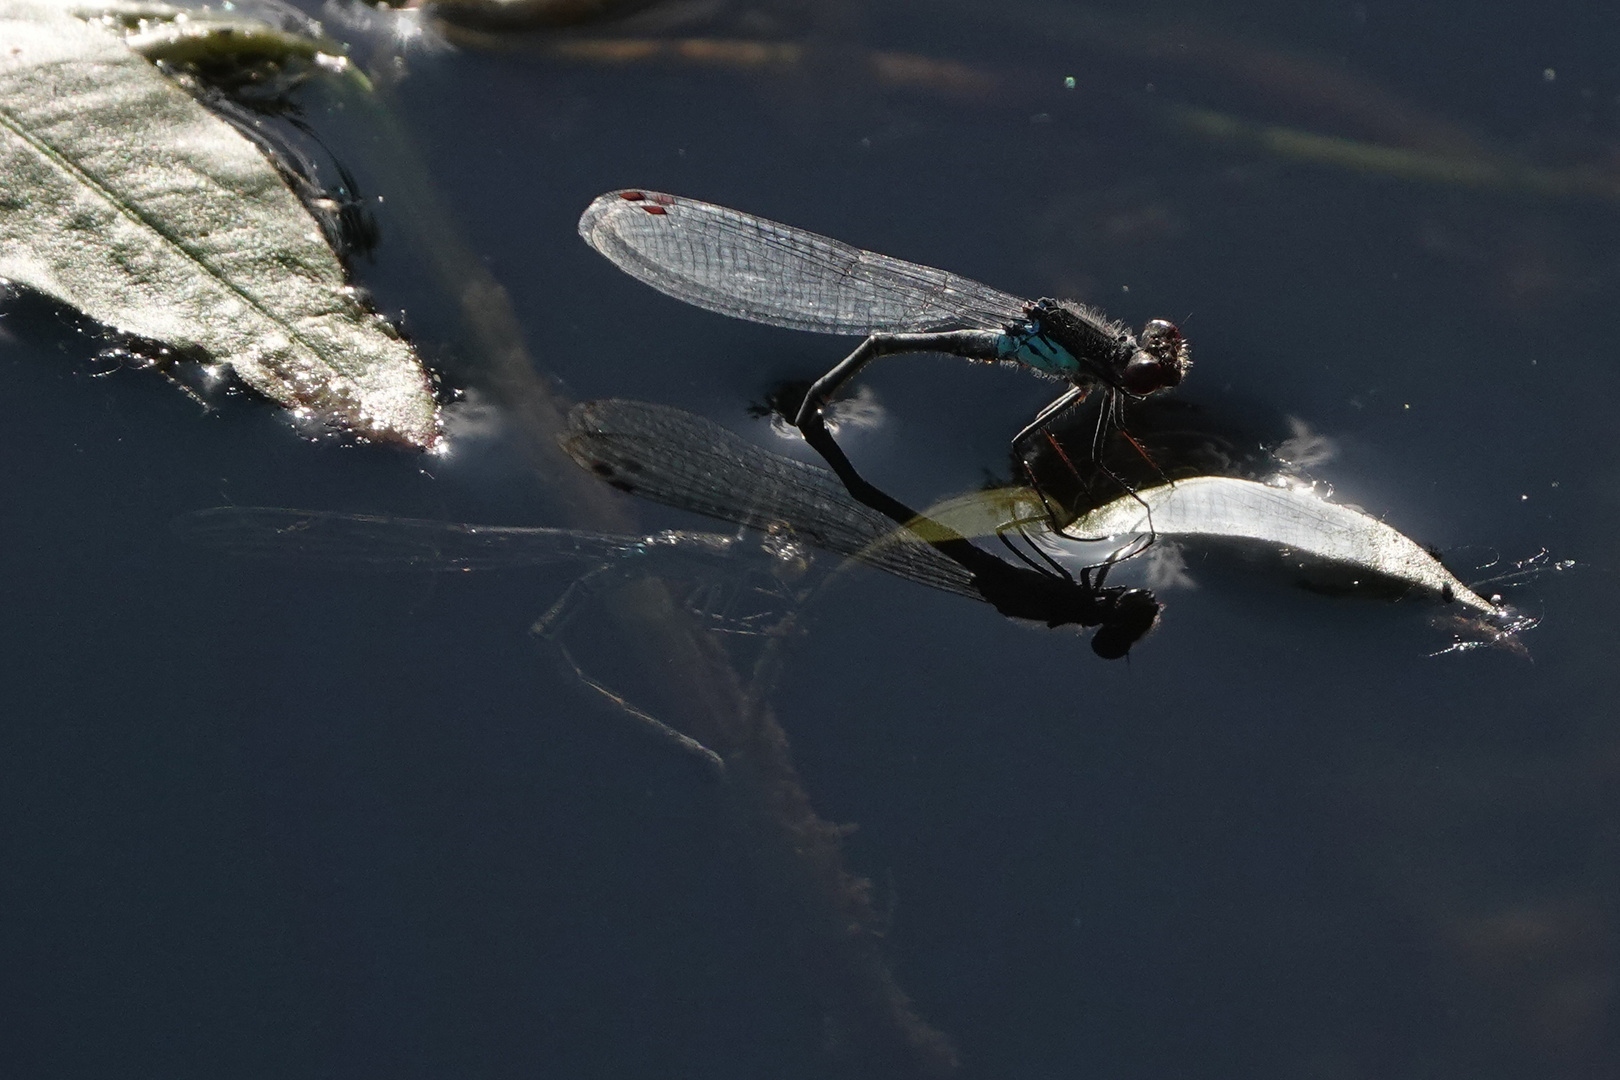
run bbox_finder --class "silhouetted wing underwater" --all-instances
[175,406,980,603]
[561,399,985,601]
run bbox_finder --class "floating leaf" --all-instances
[918,475,1511,613]
[1067,476,1499,612]
[0,0,441,446]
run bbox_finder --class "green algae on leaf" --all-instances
[0,0,440,447]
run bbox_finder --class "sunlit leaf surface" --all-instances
[919,476,1500,614]
[1067,476,1497,612]
[0,0,440,446]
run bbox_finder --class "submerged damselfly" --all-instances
[177,401,1163,658]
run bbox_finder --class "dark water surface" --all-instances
[4,1,1618,1077]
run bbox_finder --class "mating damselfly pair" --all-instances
[577,189,1190,528]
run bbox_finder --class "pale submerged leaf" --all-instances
[1064,476,1499,614]
[0,0,441,446]
[915,476,1501,614]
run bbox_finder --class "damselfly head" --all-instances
[1120,319,1191,397]
[1089,588,1162,659]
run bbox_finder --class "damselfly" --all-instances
[578,190,1191,519]
[178,401,1162,658]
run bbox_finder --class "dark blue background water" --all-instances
[4,1,1618,1076]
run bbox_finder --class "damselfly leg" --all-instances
[1011,387,1171,549]
[990,509,1157,605]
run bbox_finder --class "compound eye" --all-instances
[1121,352,1173,395]
[1135,319,1188,388]
[1140,319,1180,347]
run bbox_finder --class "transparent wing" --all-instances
[174,414,977,599]
[561,399,985,601]
[578,190,1030,334]
[177,405,983,602]
[174,506,737,570]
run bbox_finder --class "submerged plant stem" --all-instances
[348,64,961,1075]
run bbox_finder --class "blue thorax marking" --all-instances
[996,323,1083,377]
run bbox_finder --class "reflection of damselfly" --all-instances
[578,190,1190,520]
[177,401,1162,659]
